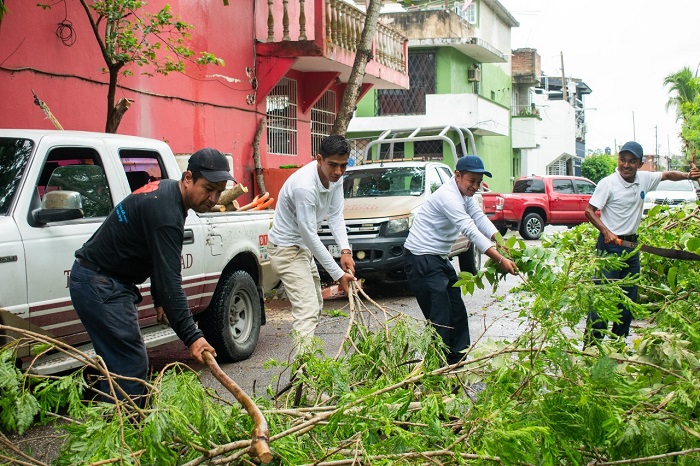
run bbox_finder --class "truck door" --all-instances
[573,178,596,221]
[0,138,31,319]
[549,178,579,223]
[14,137,124,346]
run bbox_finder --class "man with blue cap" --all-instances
[585,141,700,343]
[404,155,517,366]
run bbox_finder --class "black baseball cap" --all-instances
[187,148,234,182]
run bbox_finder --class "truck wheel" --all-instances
[520,212,544,240]
[458,243,480,275]
[200,270,261,363]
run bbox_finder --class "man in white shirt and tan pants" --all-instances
[268,135,357,358]
[404,155,517,365]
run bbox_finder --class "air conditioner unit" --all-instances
[467,67,481,82]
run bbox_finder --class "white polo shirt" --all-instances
[589,170,662,235]
[404,176,497,256]
[268,161,350,281]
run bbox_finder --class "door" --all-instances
[15,137,123,346]
[573,178,596,221]
[548,178,580,223]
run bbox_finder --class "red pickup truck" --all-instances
[481,175,597,240]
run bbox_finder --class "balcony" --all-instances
[255,0,409,105]
[348,93,509,137]
[377,5,513,63]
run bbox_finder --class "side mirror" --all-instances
[33,191,84,224]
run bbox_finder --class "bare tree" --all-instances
[332,0,384,136]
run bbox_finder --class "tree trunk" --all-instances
[252,117,267,193]
[105,66,121,133]
[332,0,384,136]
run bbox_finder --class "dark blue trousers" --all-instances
[69,261,148,404]
[587,234,640,341]
[404,250,470,364]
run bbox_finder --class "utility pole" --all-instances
[655,125,658,170]
[560,51,568,104]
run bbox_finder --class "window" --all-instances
[574,179,596,195]
[343,167,426,198]
[513,178,545,194]
[437,166,453,183]
[552,179,575,194]
[267,78,298,156]
[311,90,336,157]
[119,149,166,192]
[35,147,113,219]
[414,140,443,160]
[454,0,477,24]
[426,166,444,193]
[0,138,33,215]
[377,51,435,115]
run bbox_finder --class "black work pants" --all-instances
[404,250,470,364]
[69,261,148,405]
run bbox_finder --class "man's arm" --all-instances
[294,188,354,284]
[326,187,355,275]
[585,203,616,244]
[661,163,700,181]
[149,224,204,346]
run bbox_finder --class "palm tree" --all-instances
[664,67,700,160]
[665,67,698,118]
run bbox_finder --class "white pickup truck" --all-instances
[0,130,278,374]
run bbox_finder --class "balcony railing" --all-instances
[263,0,406,74]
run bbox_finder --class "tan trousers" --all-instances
[268,243,323,357]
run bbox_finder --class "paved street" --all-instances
[149,248,528,401]
[150,226,600,401]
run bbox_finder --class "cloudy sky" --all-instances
[498,0,699,157]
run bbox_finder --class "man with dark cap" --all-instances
[404,155,517,365]
[585,141,700,342]
[69,148,232,404]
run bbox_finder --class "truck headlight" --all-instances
[385,216,410,235]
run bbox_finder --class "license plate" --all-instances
[328,244,341,258]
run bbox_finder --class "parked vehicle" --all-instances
[481,175,597,240]
[317,126,482,283]
[0,130,278,374]
[642,179,699,215]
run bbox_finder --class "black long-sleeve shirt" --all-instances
[76,179,203,346]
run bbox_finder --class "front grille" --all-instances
[318,219,384,239]
[654,198,685,206]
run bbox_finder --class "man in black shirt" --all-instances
[69,148,232,404]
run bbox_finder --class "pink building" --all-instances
[0,0,408,203]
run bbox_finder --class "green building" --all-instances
[347,0,519,192]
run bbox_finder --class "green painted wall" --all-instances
[355,90,375,117]
[435,47,476,94]
[350,48,514,192]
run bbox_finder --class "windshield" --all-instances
[655,180,694,192]
[0,138,34,215]
[343,167,425,198]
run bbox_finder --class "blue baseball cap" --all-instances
[455,155,492,177]
[619,141,643,160]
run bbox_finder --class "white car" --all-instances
[643,179,698,215]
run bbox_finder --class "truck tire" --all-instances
[520,212,544,240]
[200,270,261,362]
[458,243,480,275]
